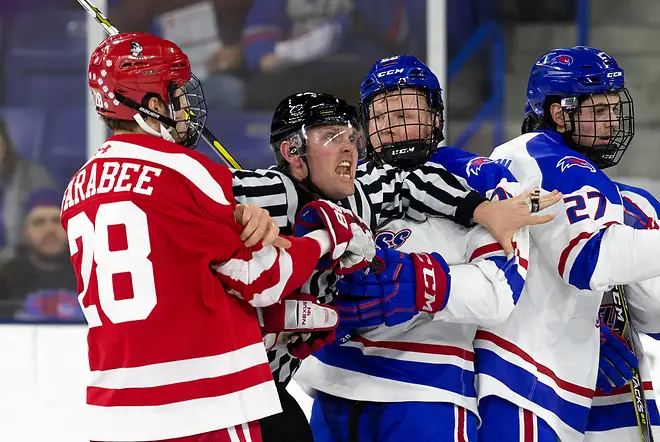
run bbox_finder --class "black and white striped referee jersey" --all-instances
[231,160,487,384]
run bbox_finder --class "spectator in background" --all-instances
[110,0,254,110]
[0,189,79,320]
[110,0,252,44]
[108,0,426,111]
[0,117,57,264]
[240,0,426,110]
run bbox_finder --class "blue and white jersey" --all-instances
[585,182,660,441]
[294,150,528,417]
[469,129,660,442]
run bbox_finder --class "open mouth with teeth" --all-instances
[336,160,352,180]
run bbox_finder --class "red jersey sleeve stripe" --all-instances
[213,246,278,288]
[216,236,322,307]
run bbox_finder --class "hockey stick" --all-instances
[610,285,655,442]
[76,0,243,169]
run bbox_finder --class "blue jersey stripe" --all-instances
[617,182,660,219]
[476,348,590,433]
[567,228,608,290]
[314,343,476,398]
[485,255,526,304]
[586,399,660,432]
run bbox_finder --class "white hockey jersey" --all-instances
[584,182,660,441]
[295,179,529,417]
[475,130,660,442]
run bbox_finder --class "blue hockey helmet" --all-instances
[525,46,634,169]
[359,55,444,170]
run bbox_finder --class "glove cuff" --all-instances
[411,252,451,314]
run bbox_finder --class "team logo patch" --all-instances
[466,157,493,177]
[551,54,573,66]
[375,229,411,250]
[130,41,143,57]
[556,156,597,173]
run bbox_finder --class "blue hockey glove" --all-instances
[333,247,451,330]
[597,322,639,393]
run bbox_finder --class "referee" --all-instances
[231,92,534,441]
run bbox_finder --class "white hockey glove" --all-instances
[258,292,339,359]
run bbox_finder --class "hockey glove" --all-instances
[258,292,339,359]
[293,200,376,274]
[597,322,639,393]
[333,247,451,329]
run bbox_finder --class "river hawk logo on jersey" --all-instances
[466,157,493,177]
[557,156,597,173]
[375,229,411,250]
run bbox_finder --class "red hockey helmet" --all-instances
[88,32,207,147]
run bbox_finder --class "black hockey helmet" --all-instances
[270,92,366,168]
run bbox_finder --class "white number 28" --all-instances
[67,201,157,327]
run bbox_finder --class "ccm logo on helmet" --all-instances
[607,71,623,78]
[377,68,405,78]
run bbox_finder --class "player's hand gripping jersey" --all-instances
[467,130,660,442]
[585,182,660,441]
[295,171,529,418]
[231,158,487,383]
[60,134,338,442]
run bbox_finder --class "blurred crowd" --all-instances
[0,0,576,321]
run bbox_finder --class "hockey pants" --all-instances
[478,396,558,442]
[310,391,478,441]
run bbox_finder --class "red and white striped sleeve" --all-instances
[213,231,331,307]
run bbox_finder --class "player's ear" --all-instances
[280,139,307,179]
[549,103,566,131]
[146,95,167,115]
[280,140,303,167]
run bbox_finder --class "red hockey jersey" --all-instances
[60,134,323,441]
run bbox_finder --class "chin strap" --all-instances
[300,156,331,201]
[278,159,329,203]
[133,113,176,143]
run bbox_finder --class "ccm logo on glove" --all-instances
[412,252,449,313]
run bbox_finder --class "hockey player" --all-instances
[395,46,648,442]
[293,55,560,442]
[466,46,660,442]
[231,91,557,442]
[584,182,660,440]
[296,52,648,442]
[61,32,375,442]
[511,82,660,441]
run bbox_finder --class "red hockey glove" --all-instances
[293,200,376,274]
